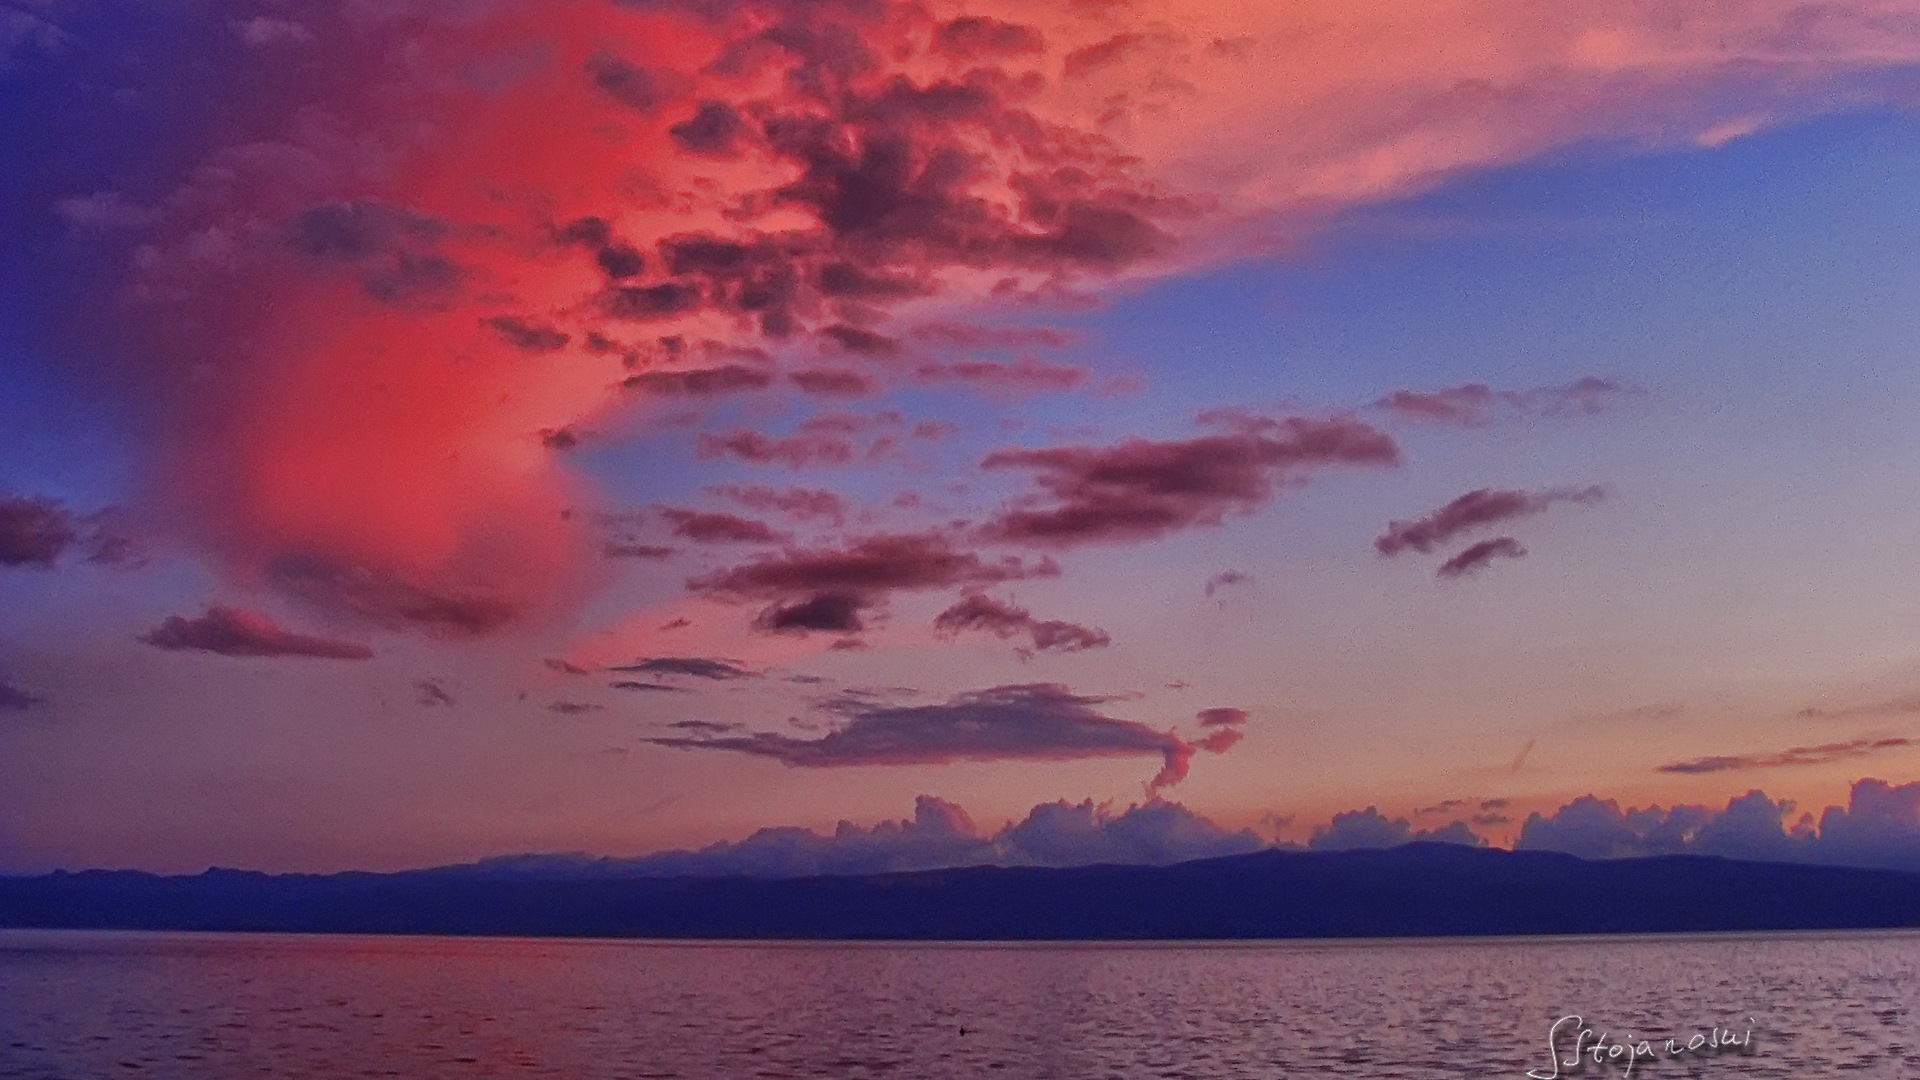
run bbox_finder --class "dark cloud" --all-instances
[1203,569,1250,596]
[1196,707,1248,727]
[932,593,1110,655]
[610,657,758,681]
[692,533,1059,636]
[139,606,375,660]
[597,243,647,281]
[286,200,465,306]
[665,719,744,735]
[545,658,590,676]
[0,681,43,711]
[541,427,582,450]
[286,199,439,262]
[644,682,1236,791]
[1657,736,1914,775]
[604,542,678,560]
[586,53,674,114]
[1063,32,1154,77]
[484,316,570,353]
[660,508,788,545]
[548,701,604,715]
[1,494,138,569]
[932,16,1045,59]
[1375,377,1634,426]
[980,415,1399,546]
[601,282,703,321]
[789,368,872,397]
[1436,536,1526,577]
[1,494,75,567]
[755,591,868,633]
[613,681,690,693]
[624,365,774,396]
[821,323,902,359]
[416,678,455,707]
[712,485,849,526]
[1376,486,1605,556]
[670,100,751,157]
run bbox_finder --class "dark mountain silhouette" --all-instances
[7,843,1920,940]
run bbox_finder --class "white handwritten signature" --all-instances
[1527,1014,1757,1078]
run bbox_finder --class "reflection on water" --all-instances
[1,929,1916,1078]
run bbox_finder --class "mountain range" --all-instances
[8,843,1920,940]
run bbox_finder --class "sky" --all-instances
[7,0,1920,875]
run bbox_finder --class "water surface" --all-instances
[2,929,1914,1077]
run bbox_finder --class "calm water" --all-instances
[1,929,1915,1078]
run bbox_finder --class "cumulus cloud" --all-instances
[1376,486,1606,556]
[932,593,1111,655]
[1308,807,1487,851]
[1512,781,1920,872]
[644,682,1238,791]
[581,795,1261,878]
[139,607,375,660]
[980,415,1399,547]
[1437,537,1527,577]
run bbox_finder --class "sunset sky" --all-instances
[8,0,1920,875]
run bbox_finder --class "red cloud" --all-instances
[28,0,1910,642]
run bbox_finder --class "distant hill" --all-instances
[7,843,1920,940]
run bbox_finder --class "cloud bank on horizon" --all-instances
[444,776,1920,880]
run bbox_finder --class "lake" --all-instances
[1,929,1913,1077]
